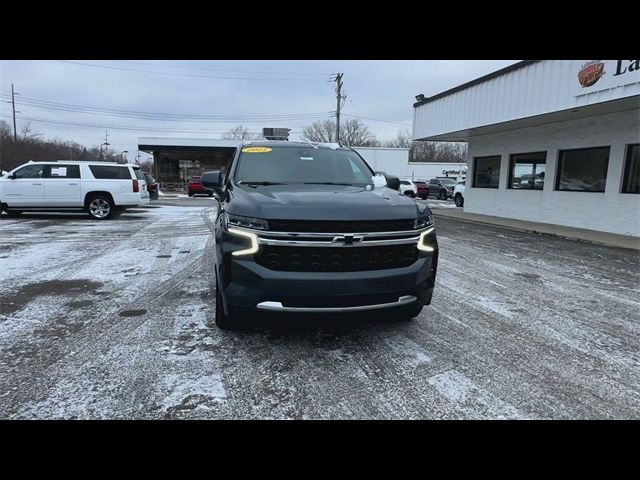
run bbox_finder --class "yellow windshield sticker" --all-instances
[242,147,272,153]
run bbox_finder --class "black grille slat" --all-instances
[268,219,415,233]
[256,245,419,272]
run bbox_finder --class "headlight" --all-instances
[225,213,269,230]
[228,227,259,256]
[417,226,436,252]
[414,213,434,229]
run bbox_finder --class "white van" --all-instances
[0,161,149,220]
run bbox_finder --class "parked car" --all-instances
[399,179,417,197]
[413,180,430,200]
[0,161,149,219]
[188,175,213,197]
[200,141,438,330]
[428,177,457,199]
[143,173,159,200]
[453,180,465,207]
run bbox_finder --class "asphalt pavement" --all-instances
[1,198,638,419]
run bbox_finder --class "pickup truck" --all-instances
[201,141,439,330]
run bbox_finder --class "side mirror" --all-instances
[372,174,387,189]
[201,170,224,196]
[386,175,401,191]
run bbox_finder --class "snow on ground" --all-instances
[1,199,639,419]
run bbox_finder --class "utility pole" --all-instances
[330,73,346,143]
[11,84,18,142]
[101,130,110,160]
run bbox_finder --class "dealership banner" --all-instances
[575,60,640,96]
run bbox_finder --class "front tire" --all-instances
[214,278,235,330]
[439,190,447,200]
[454,194,464,208]
[395,304,423,321]
[87,195,114,220]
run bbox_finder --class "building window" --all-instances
[556,147,610,192]
[622,144,640,194]
[509,152,546,190]
[473,155,501,188]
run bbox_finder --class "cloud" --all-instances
[0,60,517,161]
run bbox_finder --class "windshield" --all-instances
[234,146,374,186]
[440,178,457,185]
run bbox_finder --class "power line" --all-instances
[57,61,324,83]
[342,113,411,126]
[0,113,304,135]
[0,94,331,123]
[119,60,328,77]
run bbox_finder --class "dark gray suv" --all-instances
[202,142,439,330]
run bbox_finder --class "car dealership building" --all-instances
[413,60,640,237]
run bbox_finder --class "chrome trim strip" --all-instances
[258,236,421,247]
[256,295,417,312]
[229,225,434,238]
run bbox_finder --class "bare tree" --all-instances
[340,119,378,147]
[222,124,260,140]
[301,118,378,146]
[384,129,412,148]
[410,141,467,163]
[20,121,42,141]
[301,119,338,143]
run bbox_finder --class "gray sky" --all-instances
[0,60,516,162]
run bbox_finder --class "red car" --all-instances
[188,176,213,197]
[413,180,430,200]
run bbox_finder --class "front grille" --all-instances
[256,244,419,272]
[268,219,415,233]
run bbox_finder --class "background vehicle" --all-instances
[454,181,465,207]
[0,161,149,219]
[428,177,457,199]
[399,179,417,197]
[413,180,429,199]
[143,173,159,200]
[202,141,438,331]
[188,176,213,197]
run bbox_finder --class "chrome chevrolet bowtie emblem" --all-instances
[332,235,364,245]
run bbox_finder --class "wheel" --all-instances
[86,195,114,220]
[214,278,235,330]
[454,194,464,208]
[439,190,447,200]
[188,192,193,197]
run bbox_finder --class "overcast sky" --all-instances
[0,60,516,162]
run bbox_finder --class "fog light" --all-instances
[228,227,259,256]
[418,227,435,252]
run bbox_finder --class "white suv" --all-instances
[0,161,149,220]
[453,180,465,207]
[399,179,418,198]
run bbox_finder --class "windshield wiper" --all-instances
[238,181,288,187]
[303,182,357,186]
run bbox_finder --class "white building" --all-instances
[413,60,640,237]
[353,147,466,182]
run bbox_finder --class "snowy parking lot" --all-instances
[1,199,639,419]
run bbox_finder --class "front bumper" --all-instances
[216,228,437,314]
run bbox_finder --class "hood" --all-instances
[227,184,421,221]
